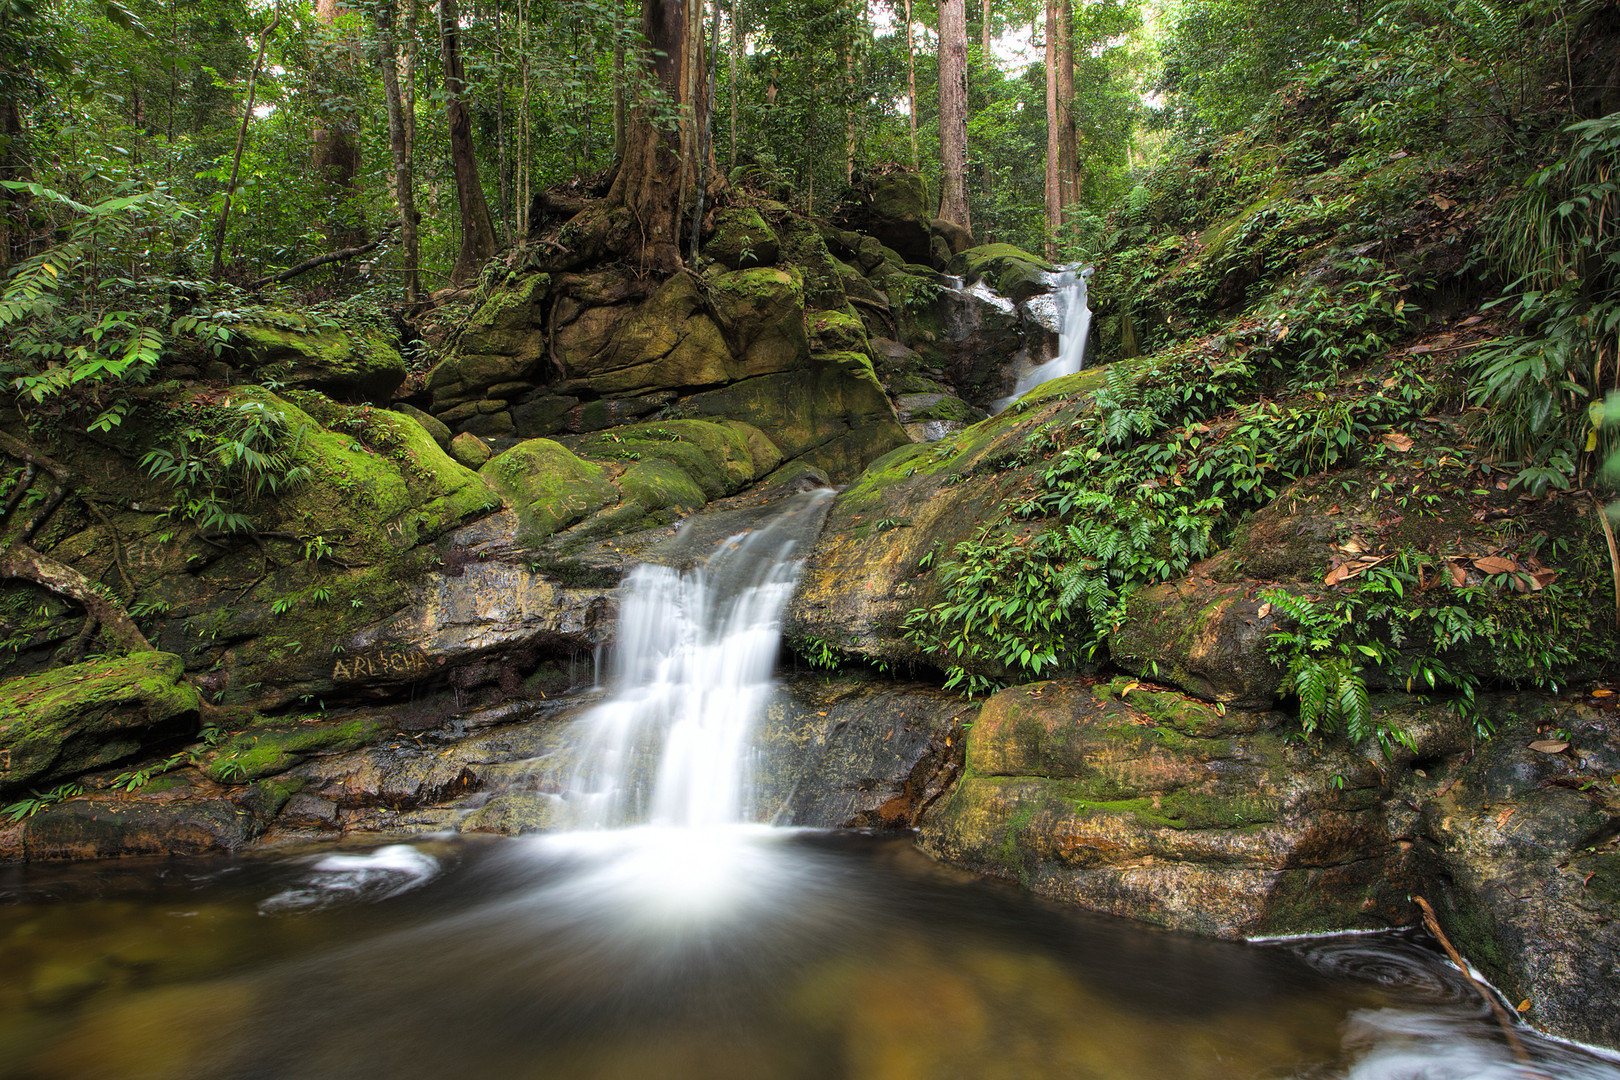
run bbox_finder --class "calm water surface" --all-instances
[1,827,1614,1080]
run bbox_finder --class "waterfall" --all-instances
[563,489,833,830]
[1007,266,1093,402]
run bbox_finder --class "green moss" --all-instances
[481,438,617,545]
[204,717,382,783]
[570,419,759,499]
[0,653,199,794]
[233,324,406,402]
[619,458,708,513]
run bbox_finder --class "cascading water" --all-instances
[563,488,835,830]
[1006,265,1093,402]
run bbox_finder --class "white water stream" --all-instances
[1006,265,1093,402]
[563,489,834,830]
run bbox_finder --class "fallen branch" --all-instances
[1593,492,1620,620]
[1412,895,1534,1070]
[247,226,396,290]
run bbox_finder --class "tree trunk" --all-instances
[1055,0,1079,216]
[440,0,498,283]
[313,0,365,262]
[1043,0,1060,257]
[981,0,991,62]
[729,0,740,165]
[612,0,627,159]
[376,0,420,302]
[606,0,709,274]
[211,7,280,280]
[937,0,971,231]
[904,0,919,169]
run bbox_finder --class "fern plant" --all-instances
[1259,588,1398,752]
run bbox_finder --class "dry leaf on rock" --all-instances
[1529,740,1570,754]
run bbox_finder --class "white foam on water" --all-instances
[259,844,440,913]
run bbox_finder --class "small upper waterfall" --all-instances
[1006,265,1093,402]
[564,489,835,829]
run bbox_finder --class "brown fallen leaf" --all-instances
[1460,315,1484,327]
[1529,740,1570,754]
[1473,556,1518,575]
[1381,432,1415,451]
[1257,601,1272,620]
[1448,563,1468,587]
[1496,806,1517,827]
[1326,504,1341,515]
[1518,1000,1532,1013]
[1432,195,1457,210]
[1594,689,1615,698]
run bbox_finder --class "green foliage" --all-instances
[141,398,311,534]
[1470,112,1620,494]
[3,781,83,822]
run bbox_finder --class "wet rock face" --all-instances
[916,678,1425,938]
[1412,695,1620,1048]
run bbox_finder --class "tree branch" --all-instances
[0,542,154,653]
[247,226,396,290]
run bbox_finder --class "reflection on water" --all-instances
[2,829,1615,1080]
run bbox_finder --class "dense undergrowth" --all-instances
[902,14,1620,747]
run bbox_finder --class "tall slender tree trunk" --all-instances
[729,0,740,165]
[612,0,627,158]
[1054,0,1079,216]
[1044,0,1060,256]
[981,0,991,61]
[937,0,971,231]
[904,0,919,169]
[211,7,280,279]
[518,0,532,237]
[607,0,709,273]
[439,0,498,283]
[844,8,856,183]
[376,0,419,302]
[313,0,365,259]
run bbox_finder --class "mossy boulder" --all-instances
[0,653,199,795]
[251,388,499,561]
[553,271,733,396]
[707,266,810,377]
[705,206,780,269]
[835,169,934,264]
[203,716,385,783]
[918,679,1419,938]
[392,403,452,449]
[432,272,550,393]
[481,438,617,544]
[946,244,1058,303]
[231,324,407,403]
[570,419,761,500]
[449,432,492,468]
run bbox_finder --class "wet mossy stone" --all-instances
[249,388,498,559]
[706,206,780,270]
[619,458,707,515]
[809,308,870,356]
[231,324,407,403]
[203,716,384,784]
[947,244,1059,303]
[438,272,550,389]
[0,653,199,795]
[569,419,760,500]
[480,438,616,545]
[835,169,934,264]
[707,266,810,377]
[392,403,452,449]
[449,432,493,468]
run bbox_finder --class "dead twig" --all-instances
[1412,895,1536,1072]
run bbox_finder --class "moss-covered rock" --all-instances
[480,439,617,544]
[707,266,810,377]
[448,432,492,468]
[918,678,1416,938]
[946,244,1058,303]
[203,716,384,783]
[706,206,780,270]
[834,169,934,264]
[554,271,734,396]
[230,324,407,403]
[0,653,199,795]
[570,419,760,500]
[392,403,452,449]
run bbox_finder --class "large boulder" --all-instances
[918,677,1429,937]
[0,653,199,796]
[229,324,407,403]
[834,169,935,266]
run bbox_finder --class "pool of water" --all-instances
[1,828,1614,1080]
